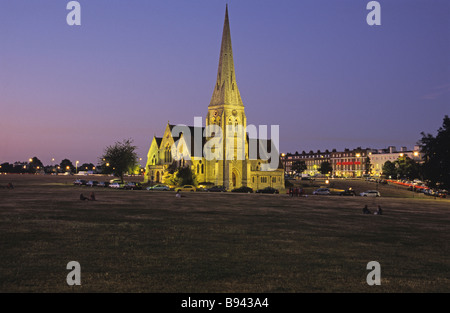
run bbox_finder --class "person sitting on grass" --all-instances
[374,205,383,215]
[80,193,89,201]
[90,192,96,201]
[363,205,371,214]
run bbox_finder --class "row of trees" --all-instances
[1,158,97,174]
[386,115,450,190]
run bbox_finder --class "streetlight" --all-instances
[76,161,79,174]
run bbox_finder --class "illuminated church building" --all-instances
[145,6,284,191]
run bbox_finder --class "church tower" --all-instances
[205,5,248,189]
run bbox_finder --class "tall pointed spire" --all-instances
[210,5,243,107]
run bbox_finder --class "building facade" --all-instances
[368,146,422,176]
[281,146,423,178]
[282,150,331,176]
[144,6,284,191]
[331,148,371,177]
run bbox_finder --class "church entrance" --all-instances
[156,171,160,183]
[232,170,239,188]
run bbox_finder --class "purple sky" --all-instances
[1,0,449,166]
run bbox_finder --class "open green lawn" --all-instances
[0,175,449,292]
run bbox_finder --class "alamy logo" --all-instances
[66,1,81,26]
[169,117,281,171]
[66,261,81,286]
[366,261,381,285]
[366,1,381,26]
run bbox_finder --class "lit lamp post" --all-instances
[355,153,361,178]
[281,153,286,175]
[76,161,79,174]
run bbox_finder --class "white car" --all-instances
[109,182,124,189]
[313,188,331,195]
[360,190,381,197]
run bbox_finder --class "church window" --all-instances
[201,164,204,174]
[197,164,200,174]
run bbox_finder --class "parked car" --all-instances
[313,188,331,195]
[175,185,196,192]
[231,186,254,193]
[256,187,279,194]
[339,189,356,196]
[86,180,99,187]
[97,181,110,188]
[124,182,143,190]
[109,182,125,189]
[73,179,87,186]
[147,184,170,191]
[360,190,381,197]
[206,185,227,192]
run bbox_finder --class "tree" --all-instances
[165,166,197,187]
[319,161,333,175]
[419,115,450,189]
[99,139,138,182]
[60,159,74,172]
[80,163,95,171]
[382,161,396,178]
[291,160,307,175]
[395,156,421,180]
[29,156,44,173]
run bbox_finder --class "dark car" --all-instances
[206,185,227,192]
[86,180,99,187]
[339,189,356,196]
[97,181,110,188]
[231,186,254,193]
[256,187,279,194]
[73,179,87,186]
[124,182,143,190]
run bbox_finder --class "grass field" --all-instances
[0,174,449,292]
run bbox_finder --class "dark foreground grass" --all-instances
[0,175,449,292]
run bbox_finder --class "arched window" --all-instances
[165,145,172,163]
[201,164,204,174]
[197,164,200,174]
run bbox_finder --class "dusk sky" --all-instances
[1,0,449,166]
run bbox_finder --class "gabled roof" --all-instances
[169,125,206,158]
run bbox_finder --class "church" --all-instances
[144,6,285,191]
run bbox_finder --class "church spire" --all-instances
[210,5,243,107]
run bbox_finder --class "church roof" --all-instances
[209,5,243,107]
[169,124,206,158]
